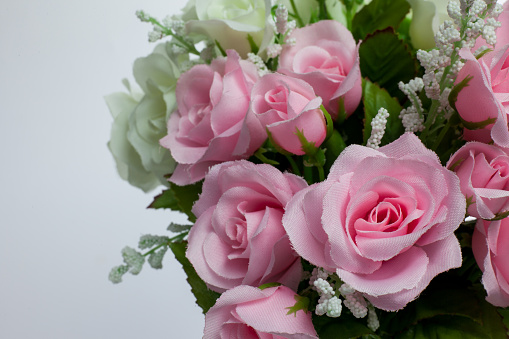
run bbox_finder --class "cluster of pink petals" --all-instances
[203,285,318,339]
[278,20,362,120]
[159,50,266,185]
[250,73,327,155]
[186,160,307,292]
[283,133,466,311]
[447,142,509,220]
[473,218,509,307]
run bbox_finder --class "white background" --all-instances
[1,0,508,338]
[1,0,204,338]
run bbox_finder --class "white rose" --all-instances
[184,0,273,57]
[106,43,180,192]
[406,0,449,50]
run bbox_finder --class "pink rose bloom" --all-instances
[278,20,362,120]
[283,133,465,311]
[204,285,318,339]
[250,73,326,155]
[186,160,306,292]
[455,45,509,147]
[447,142,509,220]
[159,50,266,185]
[472,218,509,307]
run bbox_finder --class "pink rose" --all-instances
[278,20,362,120]
[249,73,327,155]
[455,45,509,147]
[472,218,509,307]
[283,133,465,311]
[159,50,266,185]
[204,285,318,339]
[186,160,306,292]
[447,142,509,220]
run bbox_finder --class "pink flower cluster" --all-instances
[446,1,509,308]
[160,20,362,185]
[155,4,509,336]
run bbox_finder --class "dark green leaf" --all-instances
[352,0,410,40]
[395,316,493,339]
[168,241,220,314]
[148,182,202,222]
[313,313,374,339]
[362,79,404,145]
[359,29,418,100]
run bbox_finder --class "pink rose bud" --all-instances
[249,73,327,155]
[278,20,362,120]
[283,133,465,311]
[447,142,509,220]
[159,50,266,185]
[204,285,318,339]
[472,218,509,307]
[186,160,307,292]
[455,45,509,148]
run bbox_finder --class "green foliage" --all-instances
[313,312,376,339]
[351,0,410,40]
[148,182,202,222]
[377,272,508,338]
[362,79,404,146]
[359,29,419,101]
[169,241,220,314]
[286,295,311,316]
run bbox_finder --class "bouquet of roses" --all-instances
[106,0,509,337]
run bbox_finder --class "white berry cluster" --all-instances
[248,53,270,77]
[398,78,425,132]
[367,107,390,149]
[308,268,380,331]
[266,3,297,60]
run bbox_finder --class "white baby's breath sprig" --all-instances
[367,107,390,149]
[367,305,380,332]
[135,10,200,56]
[266,43,283,58]
[247,53,270,76]
[398,78,426,133]
[343,292,368,319]
[275,4,289,35]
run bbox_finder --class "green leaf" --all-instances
[359,29,418,100]
[362,79,404,145]
[395,316,494,339]
[148,182,202,222]
[497,308,509,337]
[286,295,310,316]
[323,129,346,174]
[246,34,259,54]
[168,241,220,314]
[313,313,375,339]
[352,0,410,40]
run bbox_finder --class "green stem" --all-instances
[431,116,452,151]
[316,163,325,182]
[285,155,301,176]
[148,18,200,55]
[289,0,305,27]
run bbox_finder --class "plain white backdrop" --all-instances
[0,0,204,338]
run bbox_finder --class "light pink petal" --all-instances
[365,235,462,311]
[322,180,382,274]
[283,182,334,271]
[337,246,429,297]
[235,286,318,339]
